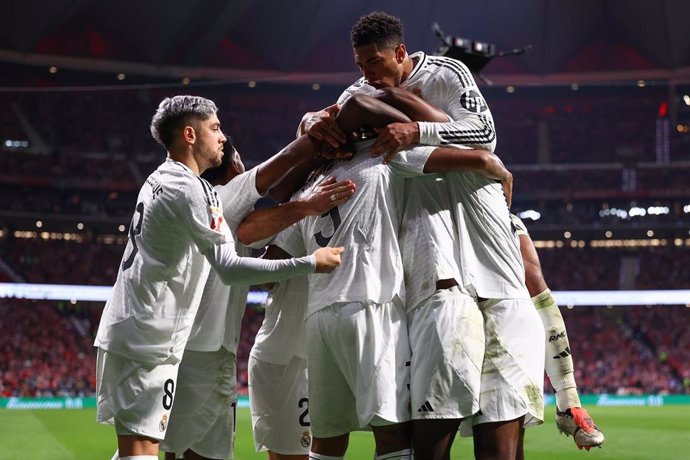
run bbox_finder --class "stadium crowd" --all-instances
[1,300,688,398]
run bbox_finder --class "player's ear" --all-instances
[396,44,406,63]
[182,125,196,144]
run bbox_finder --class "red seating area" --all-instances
[2,300,687,397]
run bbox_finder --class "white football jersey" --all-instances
[95,159,231,365]
[250,226,309,364]
[338,52,497,310]
[448,171,530,300]
[338,51,496,150]
[185,167,263,353]
[278,142,434,317]
[398,174,465,311]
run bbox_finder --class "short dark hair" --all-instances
[351,11,403,49]
[150,95,218,149]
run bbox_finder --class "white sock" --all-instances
[376,448,413,460]
[533,288,581,411]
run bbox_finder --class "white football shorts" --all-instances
[306,300,411,438]
[249,354,311,455]
[160,348,237,459]
[408,287,485,420]
[96,347,179,440]
[460,297,545,436]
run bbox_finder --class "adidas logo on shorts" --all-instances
[417,401,435,413]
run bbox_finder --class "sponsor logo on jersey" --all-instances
[300,431,311,448]
[460,89,488,113]
[159,414,168,432]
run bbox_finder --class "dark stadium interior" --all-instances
[1,0,690,400]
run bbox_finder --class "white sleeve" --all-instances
[417,63,497,152]
[178,177,230,253]
[215,168,263,232]
[203,241,316,285]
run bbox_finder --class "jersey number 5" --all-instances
[122,202,144,271]
[314,207,341,247]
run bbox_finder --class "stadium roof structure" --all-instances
[2,0,690,87]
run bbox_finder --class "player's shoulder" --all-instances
[338,77,376,103]
[159,159,221,209]
[416,53,475,86]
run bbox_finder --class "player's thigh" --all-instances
[408,288,484,420]
[476,298,545,428]
[97,348,179,440]
[249,355,311,455]
[161,349,237,459]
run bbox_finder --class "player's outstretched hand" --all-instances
[313,246,344,273]
[301,176,356,215]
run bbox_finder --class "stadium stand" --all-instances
[1,81,689,399]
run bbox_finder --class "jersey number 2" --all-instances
[122,202,144,271]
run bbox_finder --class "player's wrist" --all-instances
[290,199,313,217]
[411,121,420,144]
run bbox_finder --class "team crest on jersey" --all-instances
[300,431,312,448]
[209,206,224,231]
[159,414,168,432]
[460,89,488,113]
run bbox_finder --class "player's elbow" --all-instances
[235,224,255,246]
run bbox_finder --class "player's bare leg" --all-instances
[163,448,220,460]
[372,421,412,459]
[118,434,159,458]
[310,433,350,458]
[268,452,307,460]
[412,419,461,460]
[472,416,524,460]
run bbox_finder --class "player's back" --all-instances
[447,171,529,300]
[95,159,228,365]
[284,142,427,316]
[251,275,309,364]
[298,149,404,314]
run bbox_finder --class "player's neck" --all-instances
[400,55,416,84]
[167,151,201,176]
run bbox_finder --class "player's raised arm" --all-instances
[422,147,513,207]
[236,176,356,246]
